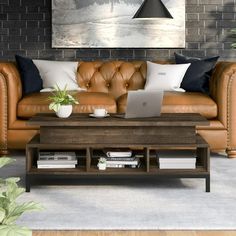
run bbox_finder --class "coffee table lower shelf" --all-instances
[26,134,210,192]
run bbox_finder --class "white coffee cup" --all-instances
[94,108,107,117]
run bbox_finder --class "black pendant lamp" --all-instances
[133,0,173,19]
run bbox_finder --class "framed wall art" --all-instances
[52,0,185,48]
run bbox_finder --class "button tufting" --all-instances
[106,83,110,87]
[86,83,90,88]
[125,83,129,87]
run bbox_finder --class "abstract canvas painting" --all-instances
[52,0,185,48]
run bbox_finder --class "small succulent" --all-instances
[230,28,236,48]
[48,85,79,112]
[98,157,107,164]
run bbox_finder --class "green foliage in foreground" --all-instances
[0,157,43,236]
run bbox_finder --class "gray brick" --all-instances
[200,42,223,49]
[187,28,199,35]
[205,5,217,12]
[63,49,76,60]
[26,50,39,58]
[186,0,199,4]
[0,0,9,4]
[186,5,204,13]
[205,35,219,42]
[9,28,20,35]
[217,6,236,12]
[26,21,39,28]
[218,20,236,27]
[21,13,43,20]
[186,34,205,42]
[199,13,222,20]
[187,42,200,49]
[21,42,44,50]
[8,13,20,20]
[187,13,199,20]
[223,0,235,5]
[99,49,111,59]
[200,0,223,4]
[219,49,236,58]
[76,49,100,59]
[186,20,204,28]
[205,49,220,56]
[181,50,206,57]
[0,0,235,62]
[8,42,20,50]
[134,49,146,59]
[110,49,134,59]
[0,13,7,20]
[39,50,63,60]
[0,28,8,35]
[223,13,234,19]
[146,49,170,59]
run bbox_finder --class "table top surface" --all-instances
[27,113,210,127]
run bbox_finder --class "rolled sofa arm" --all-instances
[210,61,236,158]
[0,62,22,155]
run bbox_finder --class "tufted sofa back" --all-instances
[77,61,147,99]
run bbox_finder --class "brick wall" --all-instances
[0,0,236,61]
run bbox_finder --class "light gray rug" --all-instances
[1,151,236,230]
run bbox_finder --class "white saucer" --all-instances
[89,114,110,118]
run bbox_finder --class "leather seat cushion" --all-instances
[17,92,117,118]
[117,91,217,119]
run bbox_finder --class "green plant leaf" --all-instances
[0,225,32,236]
[3,202,43,225]
[0,207,6,223]
[231,29,236,34]
[6,177,20,184]
[0,158,15,168]
[6,181,25,202]
[231,43,236,48]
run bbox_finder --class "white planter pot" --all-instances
[56,105,72,118]
[97,163,106,170]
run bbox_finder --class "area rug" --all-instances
[1,151,236,230]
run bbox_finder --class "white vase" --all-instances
[97,163,106,170]
[56,105,72,118]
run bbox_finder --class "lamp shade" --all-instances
[133,0,173,19]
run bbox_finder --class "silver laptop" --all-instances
[124,90,163,118]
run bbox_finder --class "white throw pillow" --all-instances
[145,61,191,92]
[33,60,80,90]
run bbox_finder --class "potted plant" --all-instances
[97,157,107,170]
[231,29,236,48]
[49,85,79,118]
[0,157,43,236]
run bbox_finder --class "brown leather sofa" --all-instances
[0,60,236,158]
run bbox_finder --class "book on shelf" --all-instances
[106,158,139,166]
[105,156,136,161]
[159,163,196,169]
[39,151,76,161]
[37,160,78,165]
[157,150,196,169]
[37,164,76,169]
[157,150,196,159]
[106,163,139,168]
[103,148,132,158]
[159,158,196,163]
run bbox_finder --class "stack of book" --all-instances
[104,149,140,168]
[158,150,196,169]
[37,151,77,169]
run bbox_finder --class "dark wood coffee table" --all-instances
[26,113,210,192]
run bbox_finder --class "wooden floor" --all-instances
[33,231,236,236]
